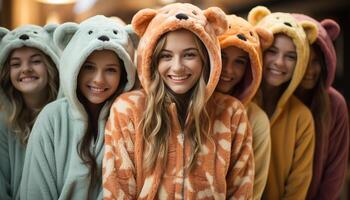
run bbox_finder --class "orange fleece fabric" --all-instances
[103,3,254,199]
[218,14,273,200]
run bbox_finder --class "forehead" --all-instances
[11,47,41,58]
[164,29,197,50]
[86,50,120,63]
[272,34,295,51]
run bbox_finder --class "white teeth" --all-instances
[89,86,105,92]
[269,68,283,75]
[20,77,37,82]
[170,75,189,81]
[220,76,232,81]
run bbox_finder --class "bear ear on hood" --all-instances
[300,20,318,44]
[255,26,273,49]
[248,6,271,26]
[44,24,58,39]
[53,22,78,51]
[131,8,157,37]
[321,19,340,41]
[0,27,9,42]
[203,7,228,36]
[125,24,139,49]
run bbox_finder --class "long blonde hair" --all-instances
[142,30,211,173]
[0,49,59,144]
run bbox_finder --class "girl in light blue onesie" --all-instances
[0,24,60,200]
[20,15,137,199]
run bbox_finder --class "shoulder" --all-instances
[328,88,348,112]
[211,91,246,111]
[288,95,313,119]
[110,89,146,116]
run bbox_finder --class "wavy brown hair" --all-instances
[77,57,127,195]
[296,44,330,146]
[0,49,59,144]
[141,30,212,173]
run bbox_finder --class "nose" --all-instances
[176,13,188,20]
[274,54,284,67]
[222,61,234,75]
[90,70,104,85]
[98,35,110,42]
[172,57,185,73]
[22,62,33,73]
[19,34,29,40]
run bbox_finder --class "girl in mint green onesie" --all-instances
[0,24,60,200]
[20,15,137,200]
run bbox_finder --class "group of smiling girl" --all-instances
[0,2,348,200]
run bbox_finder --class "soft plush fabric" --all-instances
[293,14,350,200]
[248,6,317,200]
[103,3,254,199]
[20,15,137,200]
[0,24,60,200]
[218,14,272,200]
[0,24,60,111]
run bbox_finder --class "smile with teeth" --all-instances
[268,68,285,75]
[20,76,38,82]
[168,74,191,81]
[220,76,234,82]
[88,85,107,93]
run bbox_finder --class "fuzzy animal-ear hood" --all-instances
[0,24,61,108]
[218,15,273,106]
[54,15,137,120]
[292,14,339,89]
[132,3,228,101]
[248,6,318,120]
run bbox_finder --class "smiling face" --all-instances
[299,45,322,90]
[217,46,249,94]
[9,47,48,96]
[78,50,122,105]
[157,29,204,95]
[263,34,297,87]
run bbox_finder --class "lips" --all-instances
[19,76,38,82]
[220,75,234,82]
[267,67,285,75]
[168,74,191,82]
[88,85,107,94]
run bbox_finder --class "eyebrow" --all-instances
[10,53,41,60]
[161,47,199,52]
[84,61,120,67]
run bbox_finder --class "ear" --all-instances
[125,24,139,49]
[44,24,58,39]
[0,27,9,42]
[248,6,271,26]
[255,26,273,49]
[321,19,340,41]
[53,22,78,51]
[131,8,157,37]
[203,7,228,36]
[300,20,318,44]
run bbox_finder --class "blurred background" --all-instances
[1,0,350,198]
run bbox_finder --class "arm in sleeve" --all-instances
[250,109,271,200]
[316,97,349,199]
[103,98,137,200]
[20,109,58,200]
[226,105,254,200]
[0,124,11,200]
[283,109,315,200]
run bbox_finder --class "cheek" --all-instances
[9,69,18,84]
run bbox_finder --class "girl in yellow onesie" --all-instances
[248,6,318,200]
